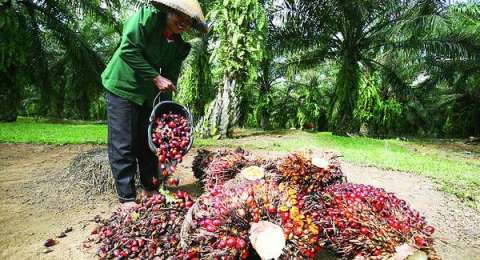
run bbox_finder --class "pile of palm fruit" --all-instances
[91,148,438,260]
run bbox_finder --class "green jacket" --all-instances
[102,7,191,106]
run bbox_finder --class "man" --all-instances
[101,0,208,210]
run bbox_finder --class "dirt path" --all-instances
[0,144,113,260]
[0,144,479,259]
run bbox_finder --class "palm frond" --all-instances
[282,46,333,74]
[24,1,52,110]
[70,0,122,33]
[29,2,105,85]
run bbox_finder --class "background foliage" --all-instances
[1,0,479,138]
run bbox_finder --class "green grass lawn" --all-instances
[0,117,107,144]
[1,118,479,209]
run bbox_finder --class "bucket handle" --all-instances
[152,92,162,109]
[149,92,161,123]
[152,68,163,110]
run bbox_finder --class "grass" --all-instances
[1,118,479,209]
[0,117,107,144]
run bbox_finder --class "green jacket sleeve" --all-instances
[119,8,159,81]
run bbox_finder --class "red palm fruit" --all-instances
[226,237,237,248]
[162,170,170,178]
[267,205,277,214]
[171,149,178,156]
[401,224,410,233]
[167,178,179,186]
[415,236,426,247]
[206,225,216,232]
[294,226,303,236]
[159,154,167,163]
[175,154,183,161]
[425,226,435,234]
[212,219,222,226]
[186,250,197,259]
[235,238,247,249]
[152,177,160,188]
[150,218,159,225]
[175,192,184,199]
[360,227,369,235]
[281,212,290,220]
[246,195,254,205]
[217,240,226,249]
[104,228,113,237]
[44,238,56,247]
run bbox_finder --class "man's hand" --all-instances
[153,75,177,92]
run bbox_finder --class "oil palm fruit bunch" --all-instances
[180,180,259,259]
[275,183,323,259]
[307,183,438,260]
[200,148,252,189]
[181,178,323,259]
[192,149,214,181]
[277,151,344,194]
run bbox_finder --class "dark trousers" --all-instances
[106,91,170,203]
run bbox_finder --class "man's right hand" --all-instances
[153,75,177,92]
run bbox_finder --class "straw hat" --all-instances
[151,0,209,33]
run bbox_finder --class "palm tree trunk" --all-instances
[206,74,241,138]
[329,47,360,135]
[258,95,272,130]
[77,91,91,120]
[258,56,273,130]
[0,65,20,122]
[54,82,65,118]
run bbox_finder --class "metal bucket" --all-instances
[147,99,194,155]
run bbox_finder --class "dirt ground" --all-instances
[0,143,479,260]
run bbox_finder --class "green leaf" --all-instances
[232,32,241,46]
[159,188,176,203]
[238,14,245,25]
[130,212,140,222]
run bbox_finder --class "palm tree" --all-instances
[416,2,480,136]
[0,0,121,120]
[202,0,266,138]
[274,0,463,135]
